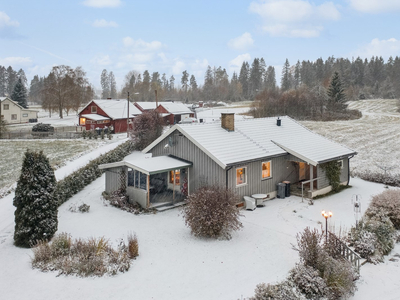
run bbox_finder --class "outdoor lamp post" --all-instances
[321,210,332,240]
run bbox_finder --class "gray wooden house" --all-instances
[99,114,356,209]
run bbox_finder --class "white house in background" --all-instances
[0,97,39,124]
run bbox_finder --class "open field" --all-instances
[0,138,120,194]
[300,99,400,178]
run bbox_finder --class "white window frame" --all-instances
[22,113,28,117]
[236,166,247,187]
[337,160,344,169]
[261,161,272,179]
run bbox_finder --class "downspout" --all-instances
[226,166,233,189]
[347,155,355,185]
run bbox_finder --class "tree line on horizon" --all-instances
[1,55,400,118]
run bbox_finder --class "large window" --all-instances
[236,167,247,186]
[80,117,86,125]
[128,169,146,190]
[169,170,180,184]
[262,161,271,179]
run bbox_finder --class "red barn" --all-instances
[78,99,142,133]
[154,102,194,125]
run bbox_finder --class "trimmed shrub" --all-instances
[31,233,136,277]
[250,281,305,300]
[369,189,400,229]
[289,263,329,299]
[102,190,156,215]
[182,185,243,239]
[13,150,58,248]
[54,141,134,206]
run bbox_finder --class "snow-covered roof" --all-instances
[134,102,158,111]
[158,102,192,114]
[99,152,192,175]
[79,99,142,120]
[81,114,110,121]
[143,116,356,169]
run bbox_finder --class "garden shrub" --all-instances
[102,190,156,215]
[55,141,134,206]
[250,281,305,300]
[182,185,243,239]
[31,233,137,277]
[293,227,324,269]
[288,263,329,299]
[369,189,400,229]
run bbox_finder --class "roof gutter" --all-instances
[226,166,233,189]
[317,152,358,165]
[347,155,355,186]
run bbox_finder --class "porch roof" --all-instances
[81,114,110,121]
[98,152,192,175]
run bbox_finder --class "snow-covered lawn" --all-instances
[300,99,400,177]
[0,170,398,299]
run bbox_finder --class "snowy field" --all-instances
[300,99,400,177]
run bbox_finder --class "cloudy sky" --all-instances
[1,0,400,91]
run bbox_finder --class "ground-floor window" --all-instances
[128,168,147,190]
[236,167,247,186]
[11,114,17,120]
[262,161,271,179]
[169,170,180,184]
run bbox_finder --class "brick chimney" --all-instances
[221,113,235,131]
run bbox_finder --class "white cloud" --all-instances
[249,0,340,37]
[82,0,122,8]
[229,53,251,73]
[122,37,163,52]
[90,54,112,66]
[0,11,19,29]
[349,0,400,13]
[92,19,118,28]
[172,60,185,75]
[353,38,400,59]
[228,32,254,51]
[0,56,32,66]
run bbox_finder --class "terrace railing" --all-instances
[328,231,361,272]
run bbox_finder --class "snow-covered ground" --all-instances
[1,100,399,299]
[301,99,400,177]
[0,171,398,299]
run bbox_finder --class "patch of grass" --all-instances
[31,233,138,277]
[313,185,352,200]
[0,139,106,193]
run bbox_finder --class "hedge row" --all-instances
[352,170,400,187]
[55,141,135,206]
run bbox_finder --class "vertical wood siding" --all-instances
[317,158,349,189]
[227,155,298,200]
[105,167,123,193]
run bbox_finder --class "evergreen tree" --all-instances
[6,66,18,96]
[13,150,58,248]
[239,61,250,98]
[327,71,347,111]
[11,78,28,108]
[181,70,189,93]
[100,69,110,99]
[0,66,7,97]
[265,66,276,91]
[17,69,27,87]
[249,58,262,96]
[109,71,117,99]
[294,60,301,89]
[281,59,292,92]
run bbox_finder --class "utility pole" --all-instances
[127,92,130,137]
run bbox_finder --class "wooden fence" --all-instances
[1,126,84,139]
[328,231,361,271]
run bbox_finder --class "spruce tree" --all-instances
[13,150,58,248]
[11,78,28,108]
[327,71,347,111]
